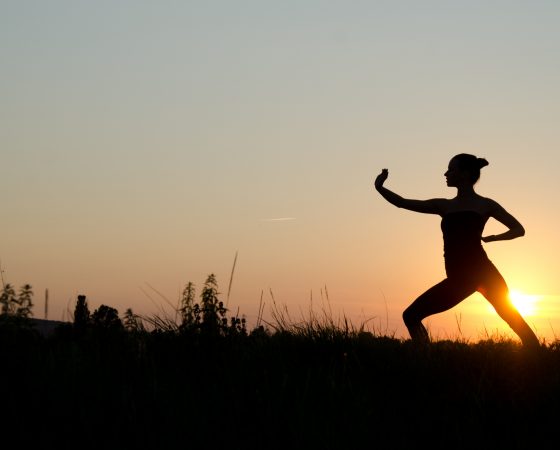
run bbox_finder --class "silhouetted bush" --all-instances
[91,304,123,330]
[0,283,34,318]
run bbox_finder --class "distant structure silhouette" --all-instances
[374,153,540,348]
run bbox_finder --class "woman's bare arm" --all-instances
[482,201,525,242]
[374,169,445,215]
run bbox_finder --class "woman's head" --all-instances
[445,153,489,186]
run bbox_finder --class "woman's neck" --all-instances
[455,185,476,198]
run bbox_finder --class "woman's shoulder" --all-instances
[475,196,509,217]
[479,195,502,210]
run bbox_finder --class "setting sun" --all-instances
[508,290,540,317]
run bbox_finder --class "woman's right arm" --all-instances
[374,169,444,215]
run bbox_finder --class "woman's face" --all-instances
[444,159,467,187]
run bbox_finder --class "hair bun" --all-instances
[477,158,489,168]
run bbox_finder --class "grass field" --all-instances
[1,303,558,450]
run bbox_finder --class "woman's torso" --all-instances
[440,209,491,276]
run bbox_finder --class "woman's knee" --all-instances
[402,306,419,327]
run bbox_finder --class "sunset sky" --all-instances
[2,1,560,343]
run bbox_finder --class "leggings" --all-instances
[402,260,539,346]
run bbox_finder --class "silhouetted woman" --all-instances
[374,153,540,348]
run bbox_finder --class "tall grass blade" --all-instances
[226,250,238,307]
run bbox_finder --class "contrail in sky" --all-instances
[260,217,297,222]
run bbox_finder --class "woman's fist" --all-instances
[375,169,389,190]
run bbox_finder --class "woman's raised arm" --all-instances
[374,169,445,215]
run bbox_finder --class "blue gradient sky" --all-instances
[2,1,560,342]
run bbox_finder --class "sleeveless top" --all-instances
[440,211,490,276]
